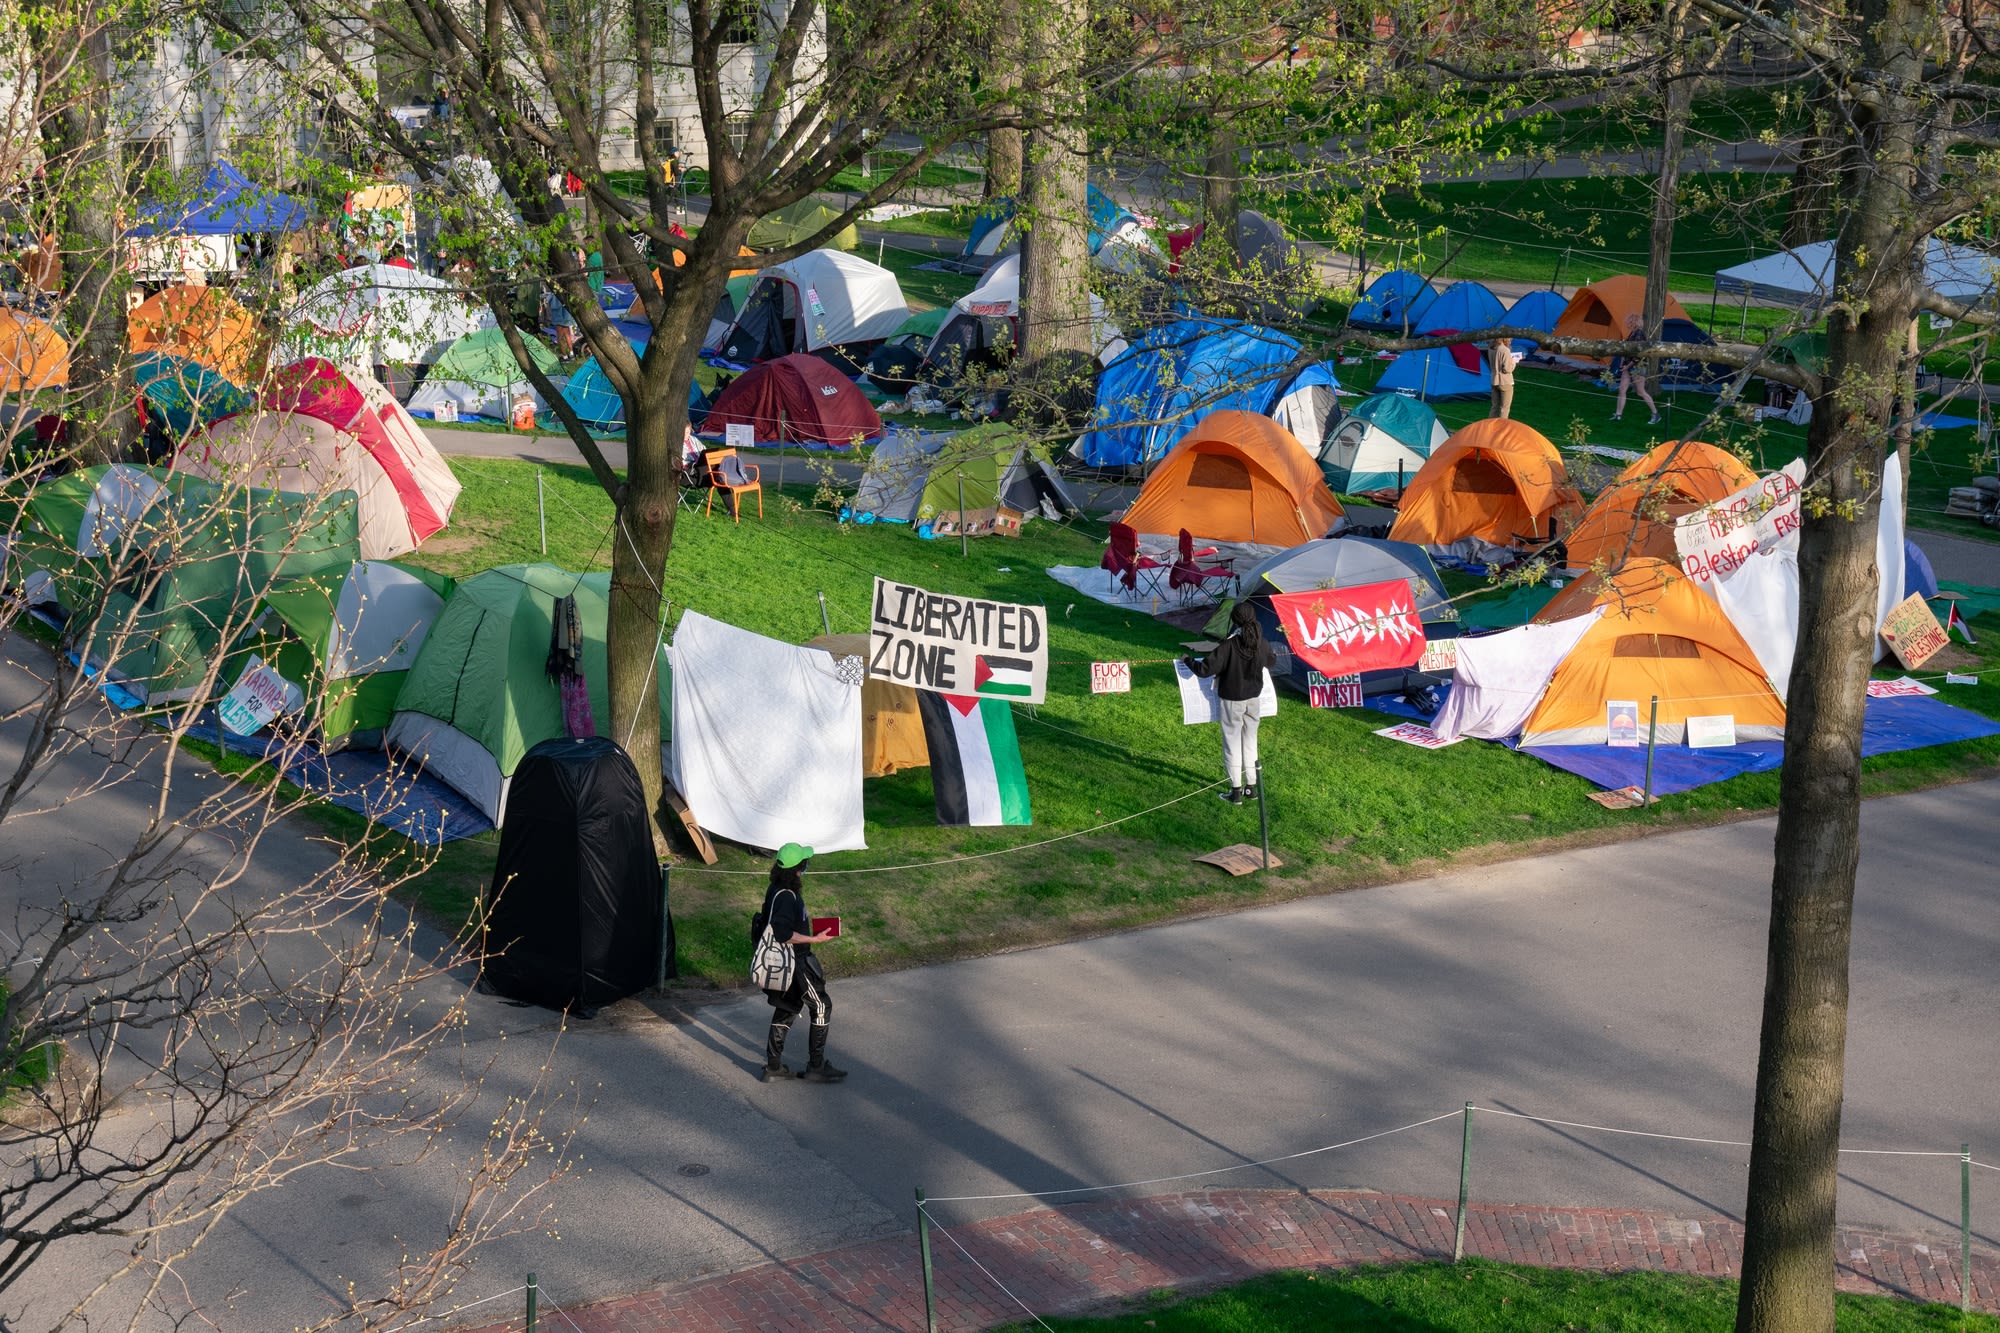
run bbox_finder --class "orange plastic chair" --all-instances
[704,447,762,522]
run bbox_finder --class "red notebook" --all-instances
[812,917,843,938]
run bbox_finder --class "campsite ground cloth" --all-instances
[1370,693,2000,796]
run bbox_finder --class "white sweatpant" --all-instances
[1219,696,1262,788]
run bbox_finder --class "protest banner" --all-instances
[1175,661,1277,724]
[1878,592,1951,669]
[869,577,1048,703]
[1090,662,1131,694]
[1306,671,1363,708]
[1269,581,1424,678]
[1674,458,1806,586]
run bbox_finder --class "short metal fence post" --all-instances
[525,1272,538,1333]
[537,469,547,555]
[656,866,673,992]
[818,590,832,636]
[1642,695,1660,806]
[1963,1144,1974,1318]
[1256,760,1270,870]
[916,1187,938,1333]
[1454,1102,1474,1262]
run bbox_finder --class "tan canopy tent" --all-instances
[808,634,928,777]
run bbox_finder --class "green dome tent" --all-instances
[249,561,456,749]
[747,199,858,253]
[14,464,360,707]
[385,564,670,825]
[408,326,561,421]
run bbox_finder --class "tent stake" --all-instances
[817,590,831,636]
[1256,760,1270,870]
[537,468,547,555]
[1643,695,1659,806]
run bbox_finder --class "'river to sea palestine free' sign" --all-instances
[869,577,1049,704]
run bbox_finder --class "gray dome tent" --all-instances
[1237,536,1459,698]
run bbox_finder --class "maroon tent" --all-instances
[701,354,883,448]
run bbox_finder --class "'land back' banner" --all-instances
[1270,581,1425,678]
[869,577,1048,704]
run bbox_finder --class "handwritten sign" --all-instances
[724,422,755,449]
[869,577,1047,703]
[1417,637,1459,673]
[1674,459,1806,586]
[1306,671,1363,708]
[1685,714,1739,749]
[217,655,303,737]
[1879,592,1950,669]
[1867,676,1938,698]
[1373,722,1463,750]
[1090,661,1131,694]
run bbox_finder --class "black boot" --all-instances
[1219,786,1243,805]
[761,1020,792,1082]
[800,1023,847,1082]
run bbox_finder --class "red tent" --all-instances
[702,353,882,448]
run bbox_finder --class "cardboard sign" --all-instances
[1879,592,1950,669]
[1605,700,1641,747]
[1867,676,1938,698]
[1194,844,1284,876]
[1270,581,1425,678]
[1685,714,1739,749]
[724,422,755,450]
[1373,722,1463,749]
[1417,637,1459,673]
[1090,662,1131,694]
[1306,671,1363,708]
[1175,661,1277,724]
[217,655,303,737]
[1588,785,1656,810]
[1674,459,1806,586]
[869,577,1047,704]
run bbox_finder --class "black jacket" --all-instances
[1194,630,1277,702]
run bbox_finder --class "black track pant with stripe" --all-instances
[766,955,833,1068]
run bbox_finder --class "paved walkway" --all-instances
[460,1188,1999,1331]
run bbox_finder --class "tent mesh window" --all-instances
[1612,634,1702,659]
[1451,455,1517,495]
[1188,455,1253,490]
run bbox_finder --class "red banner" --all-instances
[1271,580,1426,678]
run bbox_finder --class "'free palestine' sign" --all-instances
[869,577,1049,704]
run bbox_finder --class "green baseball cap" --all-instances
[775,842,814,868]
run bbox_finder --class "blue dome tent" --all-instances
[135,352,253,436]
[1415,281,1505,336]
[1375,345,1490,400]
[557,345,702,431]
[1503,290,1566,355]
[1349,270,1436,331]
[954,184,1156,273]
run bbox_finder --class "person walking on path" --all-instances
[1186,602,1279,806]
[1610,314,1660,424]
[756,843,847,1084]
[1489,337,1519,419]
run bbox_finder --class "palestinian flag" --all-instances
[974,654,1035,698]
[917,692,1032,827]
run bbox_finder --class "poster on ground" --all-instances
[1269,582,1425,678]
[869,577,1048,704]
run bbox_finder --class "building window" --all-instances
[125,137,171,192]
[718,0,757,44]
[653,121,678,155]
[725,112,752,156]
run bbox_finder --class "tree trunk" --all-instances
[1735,47,1924,1327]
[1782,128,1840,252]
[1203,100,1239,264]
[1641,2,1689,351]
[983,0,1023,201]
[1015,0,1092,421]
[36,21,135,465]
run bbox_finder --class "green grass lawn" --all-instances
[829,151,981,194]
[398,455,2000,987]
[1016,1262,1999,1332]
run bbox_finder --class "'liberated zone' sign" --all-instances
[870,577,1048,704]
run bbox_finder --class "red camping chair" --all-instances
[1102,522,1167,597]
[1169,529,1234,603]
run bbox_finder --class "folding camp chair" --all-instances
[1169,528,1234,604]
[703,447,762,522]
[1102,521,1168,599]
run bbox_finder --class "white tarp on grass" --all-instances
[669,609,866,853]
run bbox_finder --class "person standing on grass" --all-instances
[755,844,847,1084]
[1489,337,1519,419]
[1610,314,1660,424]
[1186,602,1278,806]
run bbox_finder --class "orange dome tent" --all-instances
[129,285,265,382]
[1565,441,1758,572]
[0,310,69,395]
[1550,275,1695,356]
[1118,410,1344,547]
[1386,418,1583,550]
[1519,557,1785,746]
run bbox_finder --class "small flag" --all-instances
[973,654,1035,698]
[917,693,1031,826]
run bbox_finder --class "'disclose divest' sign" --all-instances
[869,577,1048,704]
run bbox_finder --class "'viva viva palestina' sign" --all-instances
[1270,581,1426,678]
[869,577,1049,704]
[1675,459,1806,585]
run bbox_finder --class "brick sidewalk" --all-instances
[459,1189,1998,1332]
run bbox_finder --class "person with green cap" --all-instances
[754,842,846,1083]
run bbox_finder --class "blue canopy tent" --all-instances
[1375,345,1489,400]
[127,160,310,237]
[135,352,252,435]
[1415,281,1505,337]
[1075,318,1338,468]
[1504,290,1566,355]
[1349,270,1436,331]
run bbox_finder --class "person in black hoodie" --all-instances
[754,843,847,1083]
[1187,602,1278,805]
